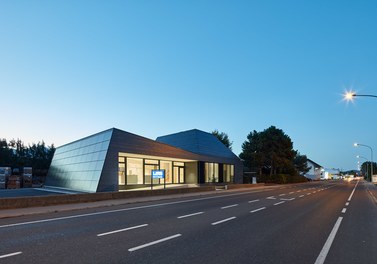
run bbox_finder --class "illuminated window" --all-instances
[145,159,159,165]
[127,158,143,184]
[205,163,219,183]
[118,163,125,185]
[223,164,234,183]
[145,164,159,184]
[160,161,172,184]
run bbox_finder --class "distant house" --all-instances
[304,159,323,180]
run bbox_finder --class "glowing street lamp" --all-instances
[354,143,374,181]
[356,155,369,179]
[344,91,377,102]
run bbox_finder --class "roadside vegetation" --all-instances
[0,138,55,176]
[239,126,311,184]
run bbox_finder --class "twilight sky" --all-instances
[1,0,377,171]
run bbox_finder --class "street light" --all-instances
[344,91,377,102]
[356,155,369,179]
[354,143,374,181]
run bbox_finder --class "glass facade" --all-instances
[126,158,143,184]
[223,164,235,183]
[118,155,186,186]
[205,162,219,183]
[160,161,172,184]
[47,130,112,192]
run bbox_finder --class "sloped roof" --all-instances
[156,129,238,160]
[307,158,322,168]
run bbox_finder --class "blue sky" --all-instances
[1,1,377,171]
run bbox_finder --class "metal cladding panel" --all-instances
[46,129,113,192]
[96,128,203,192]
[234,159,244,183]
[156,129,239,160]
[157,129,244,183]
[97,142,118,192]
[47,128,245,192]
[109,128,202,160]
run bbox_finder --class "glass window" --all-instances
[118,163,125,185]
[223,164,234,183]
[173,167,179,183]
[145,164,159,184]
[160,161,172,184]
[179,167,184,183]
[126,158,143,184]
[145,159,159,165]
[205,163,219,183]
[173,166,184,183]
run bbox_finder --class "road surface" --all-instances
[0,179,376,263]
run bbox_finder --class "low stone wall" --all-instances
[0,183,267,209]
[0,186,216,209]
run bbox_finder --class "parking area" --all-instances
[0,188,66,198]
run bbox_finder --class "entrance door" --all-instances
[173,166,184,183]
[179,167,184,183]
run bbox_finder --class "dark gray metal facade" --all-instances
[47,128,243,192]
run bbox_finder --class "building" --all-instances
[304,159,323,180]
[46,128,243,193]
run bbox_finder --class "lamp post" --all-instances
[344,92,377,101]
[356,155,369,180]
[354,143,374,181]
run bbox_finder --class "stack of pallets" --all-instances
[0,167,11,189]
[7,175,21,189]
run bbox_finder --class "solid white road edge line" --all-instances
[250,207,266,213]
[128,234,182,252]
[347,180,359,202]
[0,252,22,259]
[177,212,204,219]
[314,217,343,264]
[211,217,237,225]
[97,224,148,237]
[221,204,239,209]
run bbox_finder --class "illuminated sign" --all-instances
[152,170,165,179]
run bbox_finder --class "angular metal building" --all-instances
[46,128,243,192]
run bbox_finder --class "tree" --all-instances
[294,152,311,175]
[0,138,55,176]
[211,130,233,150]
[239,130,264,175]
[0,139,12,166]
[360,161,377,181]
[240,126,297,177]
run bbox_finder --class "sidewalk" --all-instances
[364,180,377,204]
[0,187,262,219]
[0,183,307,219]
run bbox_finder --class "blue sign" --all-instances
[152,170,165,179]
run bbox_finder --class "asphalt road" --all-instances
[0,180,376,264]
